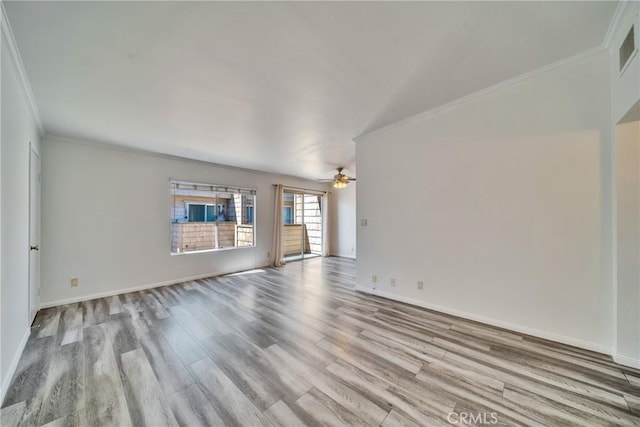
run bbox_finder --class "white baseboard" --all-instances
[1,327,30,404]
[613,353,640,369]
[40,271,233,309]
[355,286,611,356]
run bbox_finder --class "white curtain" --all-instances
[323,192,331,257]
[271,184,285,267]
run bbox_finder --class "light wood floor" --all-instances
[2,257,639,426]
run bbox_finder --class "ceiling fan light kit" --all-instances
[320,167,355,189]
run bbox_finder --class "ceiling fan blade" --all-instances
[317,167,355,184]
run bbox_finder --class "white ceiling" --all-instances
[5,1,617,180]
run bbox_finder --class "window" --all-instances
[171,180,256,254]
[246,206,254,223]
[283,206,293,224]
[620,25,636,73]
[187,203,219,222]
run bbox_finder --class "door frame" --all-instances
[28,142,40,324]
[281,187,325,261]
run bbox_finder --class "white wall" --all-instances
[609,1,640,368]
[1,28,41,399]
[329,182,356,258]
[615,118,640,365]
[40,136,329,306]
[356,50,613,352]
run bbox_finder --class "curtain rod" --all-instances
[273,184,327,195]
[171,179,256,193]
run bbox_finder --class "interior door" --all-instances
[29,145,41,324]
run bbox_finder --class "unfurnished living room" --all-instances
[1,1,640,426]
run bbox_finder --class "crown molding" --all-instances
[354,45,607,143]
[602,1,632,49]
[1,2,44,136]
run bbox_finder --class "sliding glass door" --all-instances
[282,190,324,262]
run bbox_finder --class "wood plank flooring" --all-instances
[2,257,640,426]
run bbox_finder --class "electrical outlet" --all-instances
[70,278,79,288]
[372,275,377,284]
[266,252,271,258]
[390,278,396,287]
[360,218,368,227]
[417,281,424,290]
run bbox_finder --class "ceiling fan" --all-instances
[318,167,356,189]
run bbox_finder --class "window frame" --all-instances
[186,202,219,223]
[171,180,257,255]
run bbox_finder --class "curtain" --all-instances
[322,192,331,257]
[271,184,285,267]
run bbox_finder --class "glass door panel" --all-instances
[282,191,323,262]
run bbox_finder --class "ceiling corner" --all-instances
[1,1,44,136]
